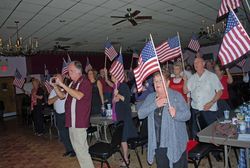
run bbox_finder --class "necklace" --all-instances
[157,107,164,116]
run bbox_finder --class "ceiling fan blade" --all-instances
[128,19,137,26]
[131,10,141,17]
[111,16,127,18]
[112,19,127,26]
[135,16,152,20]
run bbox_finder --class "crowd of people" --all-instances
[23,53,249,168]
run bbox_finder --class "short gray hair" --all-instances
[70,61,83,74]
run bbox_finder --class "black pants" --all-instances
[54,113,74,153]
[155,148,187,168]
[32,106,44,134]
[190,108,218,138]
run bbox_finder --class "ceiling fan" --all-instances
[111,8,152,26]
[53,42,70,51]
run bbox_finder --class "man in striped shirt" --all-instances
[54,61,94,168]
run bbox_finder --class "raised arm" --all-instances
[226,68,233,84]
[60,83,84,100]
[103,68,114,87]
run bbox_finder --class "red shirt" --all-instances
[65,76,92,128]
[220,75,229,100]
[169,78,187,102]
[99,77,113,93]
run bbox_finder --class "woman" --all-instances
[31,78,45,136]
[104,69,137,167]
[169,62,188,102]
[214,64,233,117]
[87,69,104,115]
[138,71,190,168]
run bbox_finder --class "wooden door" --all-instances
[0,77,16,116]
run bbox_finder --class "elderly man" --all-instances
[184,57,223,139]
[54,61,94,168]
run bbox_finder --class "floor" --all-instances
[0,117,239,168]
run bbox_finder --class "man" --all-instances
[48,74,75,157]
[183,57,223,139]
[54,61,94,168]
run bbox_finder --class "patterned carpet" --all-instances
[0,117,238,168]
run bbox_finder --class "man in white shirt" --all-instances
[48,74,75,157]
[184,57,223,138]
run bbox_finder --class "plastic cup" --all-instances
[240,122,246,133]
[224,110,230,120]
[107,104,111,110]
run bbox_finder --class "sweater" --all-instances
[138,88,191,168]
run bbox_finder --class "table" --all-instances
[90,112,138,142]
[197,121,250,168]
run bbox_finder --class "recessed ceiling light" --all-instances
[166,9,173,12]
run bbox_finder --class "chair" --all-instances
[187,139,213,168]
[127,118,148,168]
[89,121,129,168]
[87,124,97,143]
[187,112,213,168]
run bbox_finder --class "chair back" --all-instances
[196,113,208,131]
[111,121,124,148]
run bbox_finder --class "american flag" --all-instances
[156,35,181,63]
[109,54,124,83]
[236,58,246,68]
[134,41,160,92]
[85,57,93,73]
[44,80,53,93]
[188,35,200,52]
[13,69,25,88]
[61,58,68,75]
[218,11,250,65]
[105,42,118,61]
[218,0,240,18]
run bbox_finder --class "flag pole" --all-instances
[104,37,109,68]
[104,55,107,68]
[149,34,171,107]
[244,0,250,12]
[177,32,185,71]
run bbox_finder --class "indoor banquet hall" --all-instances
[0,0,250,168]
